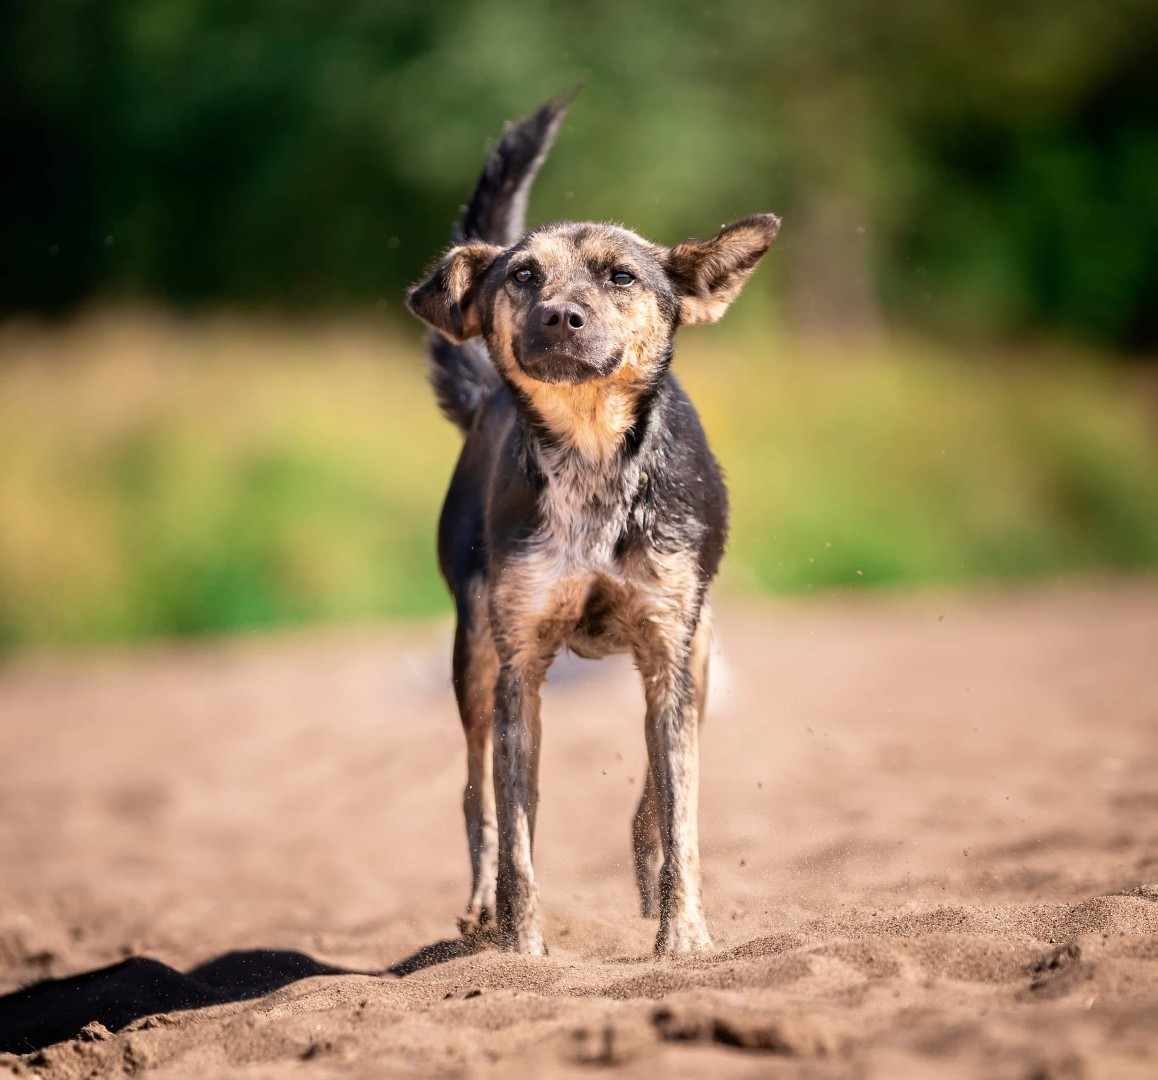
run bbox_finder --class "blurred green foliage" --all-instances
[1,315,1156,650]
[3,6,1157,649]
[3,1,1156,347]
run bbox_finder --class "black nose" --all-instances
[537,301,586,339]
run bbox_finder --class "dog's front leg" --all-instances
[489,564,583,956]
[633,607,712,920]
[638,627,712,957]
[492,655,547,954]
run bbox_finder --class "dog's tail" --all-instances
[428,91,574,433]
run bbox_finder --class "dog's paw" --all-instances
[497,928,549,956]
[458,906,497,941]
[654,916,712,957]
[492,908,548,955]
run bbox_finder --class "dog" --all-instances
[406,93,779,956]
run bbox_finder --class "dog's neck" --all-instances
[504,342,671,468]
[519,380,640,463]
[516,376,665,542]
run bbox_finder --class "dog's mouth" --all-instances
[513,340,624,385]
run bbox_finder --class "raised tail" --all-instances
[427,91,575,432]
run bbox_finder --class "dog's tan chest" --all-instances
[495,500,696,665]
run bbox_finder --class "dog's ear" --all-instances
[666,214,780,326]
[407,242,503,342]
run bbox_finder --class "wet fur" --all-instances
[407,94,778,956]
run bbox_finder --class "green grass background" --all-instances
[1,312,1156,650]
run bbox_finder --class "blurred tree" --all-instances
[1,0,1155,349]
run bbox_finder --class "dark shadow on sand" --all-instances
[1,935,492,1055]
[386,937,480,977]
[0,949,371,1055]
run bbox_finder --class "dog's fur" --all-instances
[407,94,779,956]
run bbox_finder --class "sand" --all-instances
[1,582,1157,1078]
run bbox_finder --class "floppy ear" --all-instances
[406,242,502,342]
[666,214,781,326]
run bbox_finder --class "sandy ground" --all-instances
[1,583,1157,1079]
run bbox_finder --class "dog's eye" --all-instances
[511,267,535,284]
[609,270,635,287]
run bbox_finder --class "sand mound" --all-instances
[2,584,1157,1077]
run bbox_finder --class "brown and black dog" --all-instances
[407,94,778,956]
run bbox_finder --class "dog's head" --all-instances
[408,215,778,453]
[410,214,778,379]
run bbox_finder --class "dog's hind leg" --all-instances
[453,583,500,937]
[632,605,711,920]
[631,771,661,918]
